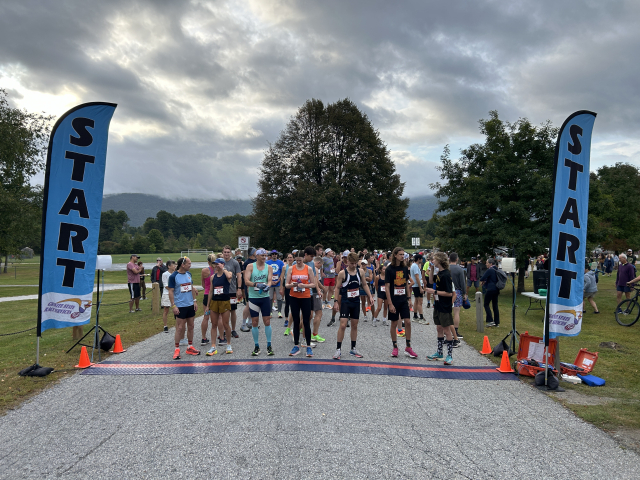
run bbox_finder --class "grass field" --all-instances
[458,272,640,431]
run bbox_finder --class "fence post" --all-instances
[152,283,160,315]
[476,291,483,332]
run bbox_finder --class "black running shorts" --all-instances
[388,301,410,322]
[340,301,360,320]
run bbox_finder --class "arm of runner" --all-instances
[307,268,316,289]
[266,265,273,288]
[361,269,374,306]
[286,266,296,289]
[191,278,198,313]
[333,271,343,312]
[201,267,209,290]
[222,266,233,280]
[244,263,254,287]
[236,269,243,300]
[385,281,395,314]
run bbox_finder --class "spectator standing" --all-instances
[465,257,480,298]
[627,249,637,273]
[613,252,619,270]
[449,252,467,342]
[127,254,142,313]
[583,263,599,314]
[604,254,614,276]
[480,258,500,327]
[151,257,168,301]
[138,260,147,300]
[616,254,635,311]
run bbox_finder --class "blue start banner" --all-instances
[547,111,597,338]
[37,103,117,334]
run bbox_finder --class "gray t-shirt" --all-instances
[322,256,336,278]
[224,258,241,294]
[449,264,466,292]
[305,260,318,295]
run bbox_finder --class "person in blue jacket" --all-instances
[480,258,500,327]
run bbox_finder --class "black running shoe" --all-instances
[251,346,260,356]
[267,346,274,356]
[327,318,335,327]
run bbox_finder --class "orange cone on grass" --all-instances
[111,334,126,353]
[480,336,492,355]
[75,346,94,369]
[496,350,514,373]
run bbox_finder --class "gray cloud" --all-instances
[2,0,639,200]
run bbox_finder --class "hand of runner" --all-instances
[194,302,198,313]
[368,295,374,307]
[172,305,179,315]
[389,304,396,314]
[237,290,243,300]
[333,302,339,312]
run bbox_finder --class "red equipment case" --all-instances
[560,348,599,376]
[515,331,558,377]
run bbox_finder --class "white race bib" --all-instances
[272,275,280,282]
[394,287,405,296]
[214,287,223,295]
[380,286,386,292]
[180,283,192,293]
[330,268,335,274]
[347,288,359,298]
[294,286,306,292]
[230,297,237,304]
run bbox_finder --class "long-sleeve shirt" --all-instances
[616,263,635,287]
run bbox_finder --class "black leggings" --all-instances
[284,287,291,317]
[484,290,500,325]
[289,296,311,346]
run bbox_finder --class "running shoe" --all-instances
[272,306,278,311]
[173,348,181,360]
[444,355,453,365]
[397,329,405,337]
[366,306,371,311]
[284,327,290,336]
[311,334,325,343]
[206,347,218,356]
[163,326,169,333]
[363,316,368,322]
[284,320,289,327]
[289,346,300,356]
[306,347,313,357]
[426,303,431,308]
[179,338,188,346]
[333,348,341,360]
[427,352,444,360]
[135,308,142,312]
[404,347,418,359]
[201,338,210,346]
[372,318,378,327]
[231,330,239,339]
[226,344,233,354]
[452,340,461,348]
[240,323,251,332]
[186,345,201,355]
[350,348,363,358]
[486,322,496,328]
[267,345,274,356]
[278,312,283,318]
[456,333,464,339]
[252,346,261,356]
[413,313,418,319]
[391,347,399,358]
[382,319,389,326]
[327,319,335,327]
[129,310,135,313]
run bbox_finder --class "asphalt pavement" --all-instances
[0,301,638,479]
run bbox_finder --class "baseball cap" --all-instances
[628,249,633,252]
[256,248,268,255]
[292,249,299,254]
[471,256,477,260]
[214,258,225,265]
[325,248,332,254]
[342,250,349,257]
[130,254,138,258]
[270,249,278,254]
[249,247,256,256]
[156,257,162,261]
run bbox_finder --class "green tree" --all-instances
[0,90,52,271]
[147,229,165,252]
[432,111,558,291]
[132,234,150,254]
[99,210,130,243]
[253,98,407,251]
[217,224,236,248]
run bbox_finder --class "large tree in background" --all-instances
[253,98,408,251]
[0,90,51,272]
[432,111,557,291]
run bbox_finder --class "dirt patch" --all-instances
[607,427,640,455]
[599,341,623,350]
[547,389,615,406]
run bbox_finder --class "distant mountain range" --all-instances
[101,193,439,226]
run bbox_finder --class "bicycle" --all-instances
[615,284,640,327]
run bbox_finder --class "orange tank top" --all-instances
[290,264,311,298]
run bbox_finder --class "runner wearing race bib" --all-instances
[286,250,316,357]
[373,263,388,326]
[244,248,274,356]
[206,258,234,356]
[167,257,200,360]
[266,250,285,319]
[384,248,418,359]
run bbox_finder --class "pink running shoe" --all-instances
[404,347,418,359]
[391,347,399,357]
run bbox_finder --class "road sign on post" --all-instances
[238,236,250,250]
[415,237,420,246]
[411,237,420,247]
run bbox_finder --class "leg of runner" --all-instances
[349,318,362,358]
[389,320,399,357]
[162,306,169,331]
[311,293,324,343]
[289,296,301,355]
[427,324,445,361]
[185,316,201,355]
[201,294,210,344]
[403,315,417,358]
[230,294,239,338]
[219,310,232,354]
[208,311,220,355]
[334,315,349,360]
[301,297,313,357]
[173,318,186,359]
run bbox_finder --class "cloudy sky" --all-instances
[1,0,639,199]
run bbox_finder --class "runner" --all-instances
[373,262,388,326]
[167,257,200,360]
[285,250,316,357]
[282,253,294,335]
[207,258,234,355]
[311,255,326,344]
[411,254,426,324]
[200,254,217,346]
[426,252,456,365]
[322,249,337,308]
[385,247,418,358]
[266,249,285,319]
[244,248,274,356]
[240,248,257,332]
[332,252,374,359]
[303,246,324,346]
[360,258,373,319]
[160,260,176,332]
[449,252,466,346]
[423,254,432,309]
[222,245,243,339]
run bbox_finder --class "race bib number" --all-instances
[394,287,405,296]
[330,268,335,274]
[347,288,359,298]
[230,297,237,305]
[214,287,223,295]
[294,286,306,292]
[180,283,192,293]
[380,286,386,292]
[272,275,279,282]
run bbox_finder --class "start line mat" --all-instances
[81,358,518,381]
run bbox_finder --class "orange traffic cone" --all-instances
[75,346,94,368]
[111,334,126,353]
[496,350,514,373]
[480,336,492,355]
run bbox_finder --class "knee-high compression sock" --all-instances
[252,326,259,346]
[437,337,444,355]
[446,340,454,357]
[265,325,272,347]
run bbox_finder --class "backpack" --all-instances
[495,269,508,290]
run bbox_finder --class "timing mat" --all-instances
[80,358,517,380]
